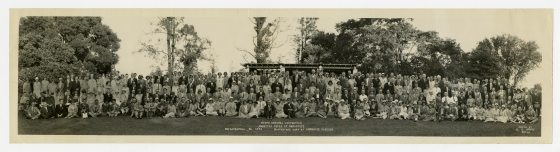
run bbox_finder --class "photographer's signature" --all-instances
[516,125,535,134]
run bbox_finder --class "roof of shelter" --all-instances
[243,63,358,69]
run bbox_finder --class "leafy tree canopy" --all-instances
[19,16,121,82]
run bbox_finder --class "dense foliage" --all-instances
[19,16,121,82]
[301,18,542,86]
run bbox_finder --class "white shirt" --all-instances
[443,96,457,104]
[216,76,224,89]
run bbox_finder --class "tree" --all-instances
[414,31,466,78]
[241,17,283,63]
[309,18,420,73]
[18,16,120,82]
[207,52,217,74]
[301,31,336,63]
[293,17,318,63]
[139,17,211,86]
[150,66,164,76]
[469,34,542,86]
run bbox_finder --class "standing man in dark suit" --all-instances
[127,73,137,98]
[206,81,217,94]
[256,86,266,101]
[291,71,301,89]
[372,74,381,92]
[271,79,283,94]
[418,74,428,92]
[384,81,395,95]
[69,75,80,96]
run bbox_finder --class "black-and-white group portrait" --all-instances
[11,9,552,142]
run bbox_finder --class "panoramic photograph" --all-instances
[12,9,550,139]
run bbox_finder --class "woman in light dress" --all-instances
[338,101,351,120]
[205,98,218,116]
[237,100,250,118]
[225,98,238,117]
[354,100,365,120]
[248,101,260,118]
[274,99,288,118]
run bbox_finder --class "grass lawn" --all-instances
[18,114,540,136]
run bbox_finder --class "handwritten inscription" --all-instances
[516,125,535,134]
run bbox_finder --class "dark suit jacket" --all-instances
[271,82,283,93]
[70,80,80,92]
[103,93,113,103]
[418,79,427,90]
[55,104,67,115]
[283,102,295,113]
[256,92,265,101]
[264,104,276,116]
[206,82,216,94]
[383,83,395,94]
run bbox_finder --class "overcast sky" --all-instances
[100,10,551,87]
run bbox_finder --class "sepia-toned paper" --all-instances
[9,8,553,144]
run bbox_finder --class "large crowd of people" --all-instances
[19,69,541,124]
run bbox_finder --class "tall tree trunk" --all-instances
[166,17,175,90]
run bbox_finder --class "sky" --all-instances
[101,9,551,88]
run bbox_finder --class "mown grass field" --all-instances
[18,115,540,136]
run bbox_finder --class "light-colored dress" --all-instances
[237,104,250,118]
[205,102,218,116]
[248,104,260,118]
[225,102,237,116]
[274,102,288,118]
[338,104,350,119]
